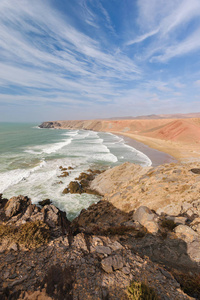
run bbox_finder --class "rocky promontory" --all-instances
[0,161,200,299]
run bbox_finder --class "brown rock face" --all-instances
[91,161,200,217]
[4,195,31,218]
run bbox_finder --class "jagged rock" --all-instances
[71,233,88,252]
[62,188,69,194]
[112,255,124,270]
[67,181,82,194]
[122,266,130,274]
[42,204,60,228]
[58,171,69,178]
[101,255,124,273]
[4,195,31,218]
[133,206,159,234]
[38,199,52,207]
[101,256,113,273]
[175,225,199,243]
[174,225,200,263]
[166,216,187,225]
[190,218,200,233]
[95,245,112,255]
[62,170,102,196]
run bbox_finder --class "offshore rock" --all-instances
[39,121,61,128]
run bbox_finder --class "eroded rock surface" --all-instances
[91,162,200,217]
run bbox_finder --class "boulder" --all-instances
[4,196,31,218]
[166,216,187,225]
[133,206,159,234]
[174,225,198,243]
[43,204,60,228]
[101,255,124,273]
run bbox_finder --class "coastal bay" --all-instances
[39,117,200,163]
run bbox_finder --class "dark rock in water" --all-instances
[68,181,82,194]
[62,188,69,194]
[75,172,94,181]
[38,199,52,207]
[63,171,102,196]
[191,168,200,174]
[79,179,89,189]
[68,166,74,170]
[4,195,31,218]
[58,171,69,178]
[59,166,68,171]
[39,122,61,129]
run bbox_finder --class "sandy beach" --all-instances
[114,133,177,166]
[110,130,200,164]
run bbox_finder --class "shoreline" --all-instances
[114,133,177,167]
[108,130,200,164]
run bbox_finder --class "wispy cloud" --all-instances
[0,0,139,109]
[0,0,200,121]
[126,29,159,46]
[126,0,200,62]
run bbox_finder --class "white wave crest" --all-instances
[0,160,46,193]
[24,138,72,155]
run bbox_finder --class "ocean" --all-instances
[0,123,151,220]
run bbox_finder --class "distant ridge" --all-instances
[106,112,200,120]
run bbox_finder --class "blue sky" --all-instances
[1,0,200,122]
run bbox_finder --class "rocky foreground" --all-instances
[0,162,200,299]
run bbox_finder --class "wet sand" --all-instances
[115,133,177,166]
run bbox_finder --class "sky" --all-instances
[0,0,200,122]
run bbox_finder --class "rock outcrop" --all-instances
[0,194,198,299]
[39,122,61,128]
[90,162,200,217]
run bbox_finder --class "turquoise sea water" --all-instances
[0,123,151,220]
